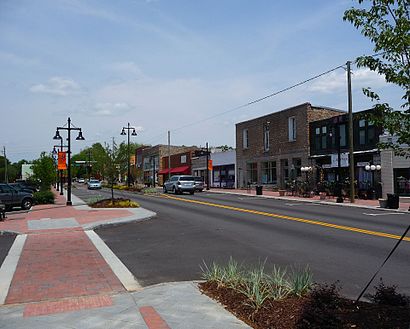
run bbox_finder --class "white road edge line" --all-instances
[85,230,142,292]
[363,212,405,216]
[0,234,27,305]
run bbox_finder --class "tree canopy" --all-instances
[343,0,410,153]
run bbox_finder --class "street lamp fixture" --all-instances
[365,164,382,199]
[54,117,85,206]
[120,122,138,187]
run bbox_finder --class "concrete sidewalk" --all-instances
[209,187,410,212]
[0,189,249,329]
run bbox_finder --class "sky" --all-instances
[0,0,403,162]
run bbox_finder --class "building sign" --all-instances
[322,164,332,169]
[58,152,67,170]
[357,161,370,167]
[208,159,213,171]
[331,153,349,168]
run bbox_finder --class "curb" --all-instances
[207,190,410,213]
[86,230,142,292]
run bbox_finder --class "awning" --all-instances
[170,166,190,174]
[158,168,170,175]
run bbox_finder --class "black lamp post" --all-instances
[53,117,85,206]
[120,123,137,187]
[52,141,67,195]
[329,124,344,203]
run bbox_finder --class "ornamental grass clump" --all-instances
[288,265,313,297]
[239,263,271,311]
[200,261,224,287]
[200,258,314,311]
[221,257,244,289]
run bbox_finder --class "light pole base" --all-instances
[66,201,72,206]
[336,196,344,203]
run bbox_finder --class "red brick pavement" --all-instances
[211,188,410,211]
[23,295,113,317]
[140,306,171,329]
[5,231,125,304]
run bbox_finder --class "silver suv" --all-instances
[163,175,195,195]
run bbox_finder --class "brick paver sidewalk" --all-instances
[6,230,124,304]
[0,189,135,306]
[210,188,410,211]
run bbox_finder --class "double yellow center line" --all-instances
[161,194,410,242]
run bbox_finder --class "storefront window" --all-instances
[246,162,258,184]
[394,168,410,196]
[261,161,277,184]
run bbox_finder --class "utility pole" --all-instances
[206,142,209,190]
[3,146,8,183]
[168,130,171,182]
[87,149,92,181]
[347,61,355,203]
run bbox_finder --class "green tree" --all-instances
[32,152,56,191]
[343,0,410,155]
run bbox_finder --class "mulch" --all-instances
[89,198,136,208]
[199,282,410,329]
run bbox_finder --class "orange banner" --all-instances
[208,159,213,171]
[58,151,67,170]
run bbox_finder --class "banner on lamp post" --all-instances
[58,152,67,170]
[208,159,213,171]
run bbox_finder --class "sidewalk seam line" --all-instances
[0,234,27,305]
[85,230,142,292]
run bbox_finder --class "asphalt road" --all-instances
[73,185,410,298]
[0,234,16,267]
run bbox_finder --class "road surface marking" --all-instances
[0,234,27,304]
[363,212,406,216]
[161,194,410,242]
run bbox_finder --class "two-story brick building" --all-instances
[309,109,383,198]
[235,103,343,188]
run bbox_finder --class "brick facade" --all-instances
[235,103,342,188]
[141,145,198,185]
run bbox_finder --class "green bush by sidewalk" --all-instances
[33,190,55,205]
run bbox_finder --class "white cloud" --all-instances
[84,102,135,117]
[107,61,143,78]
[308,68,386,93]
[29,77,80,96]
[0,51,39,66]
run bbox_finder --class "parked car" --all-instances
[9,183,35,194]
[163,175,195,195]
[193,176,204,192]
[87,179,102,190]
[14,180,38,193]
[0,183,33,211]
[78,178,85,183]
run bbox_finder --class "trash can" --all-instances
[256,185,263,195]
[387,193,399,209]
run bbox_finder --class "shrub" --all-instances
[366,279,409,307]
[33,190,55,204]
[298,282,343,329]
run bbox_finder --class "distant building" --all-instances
[21,164,33,181]
[141,145,198,186]
[236,103,342,188]
[159,148,199,180]
[210,150,236,188]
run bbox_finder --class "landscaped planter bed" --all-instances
[199,281,410,329]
